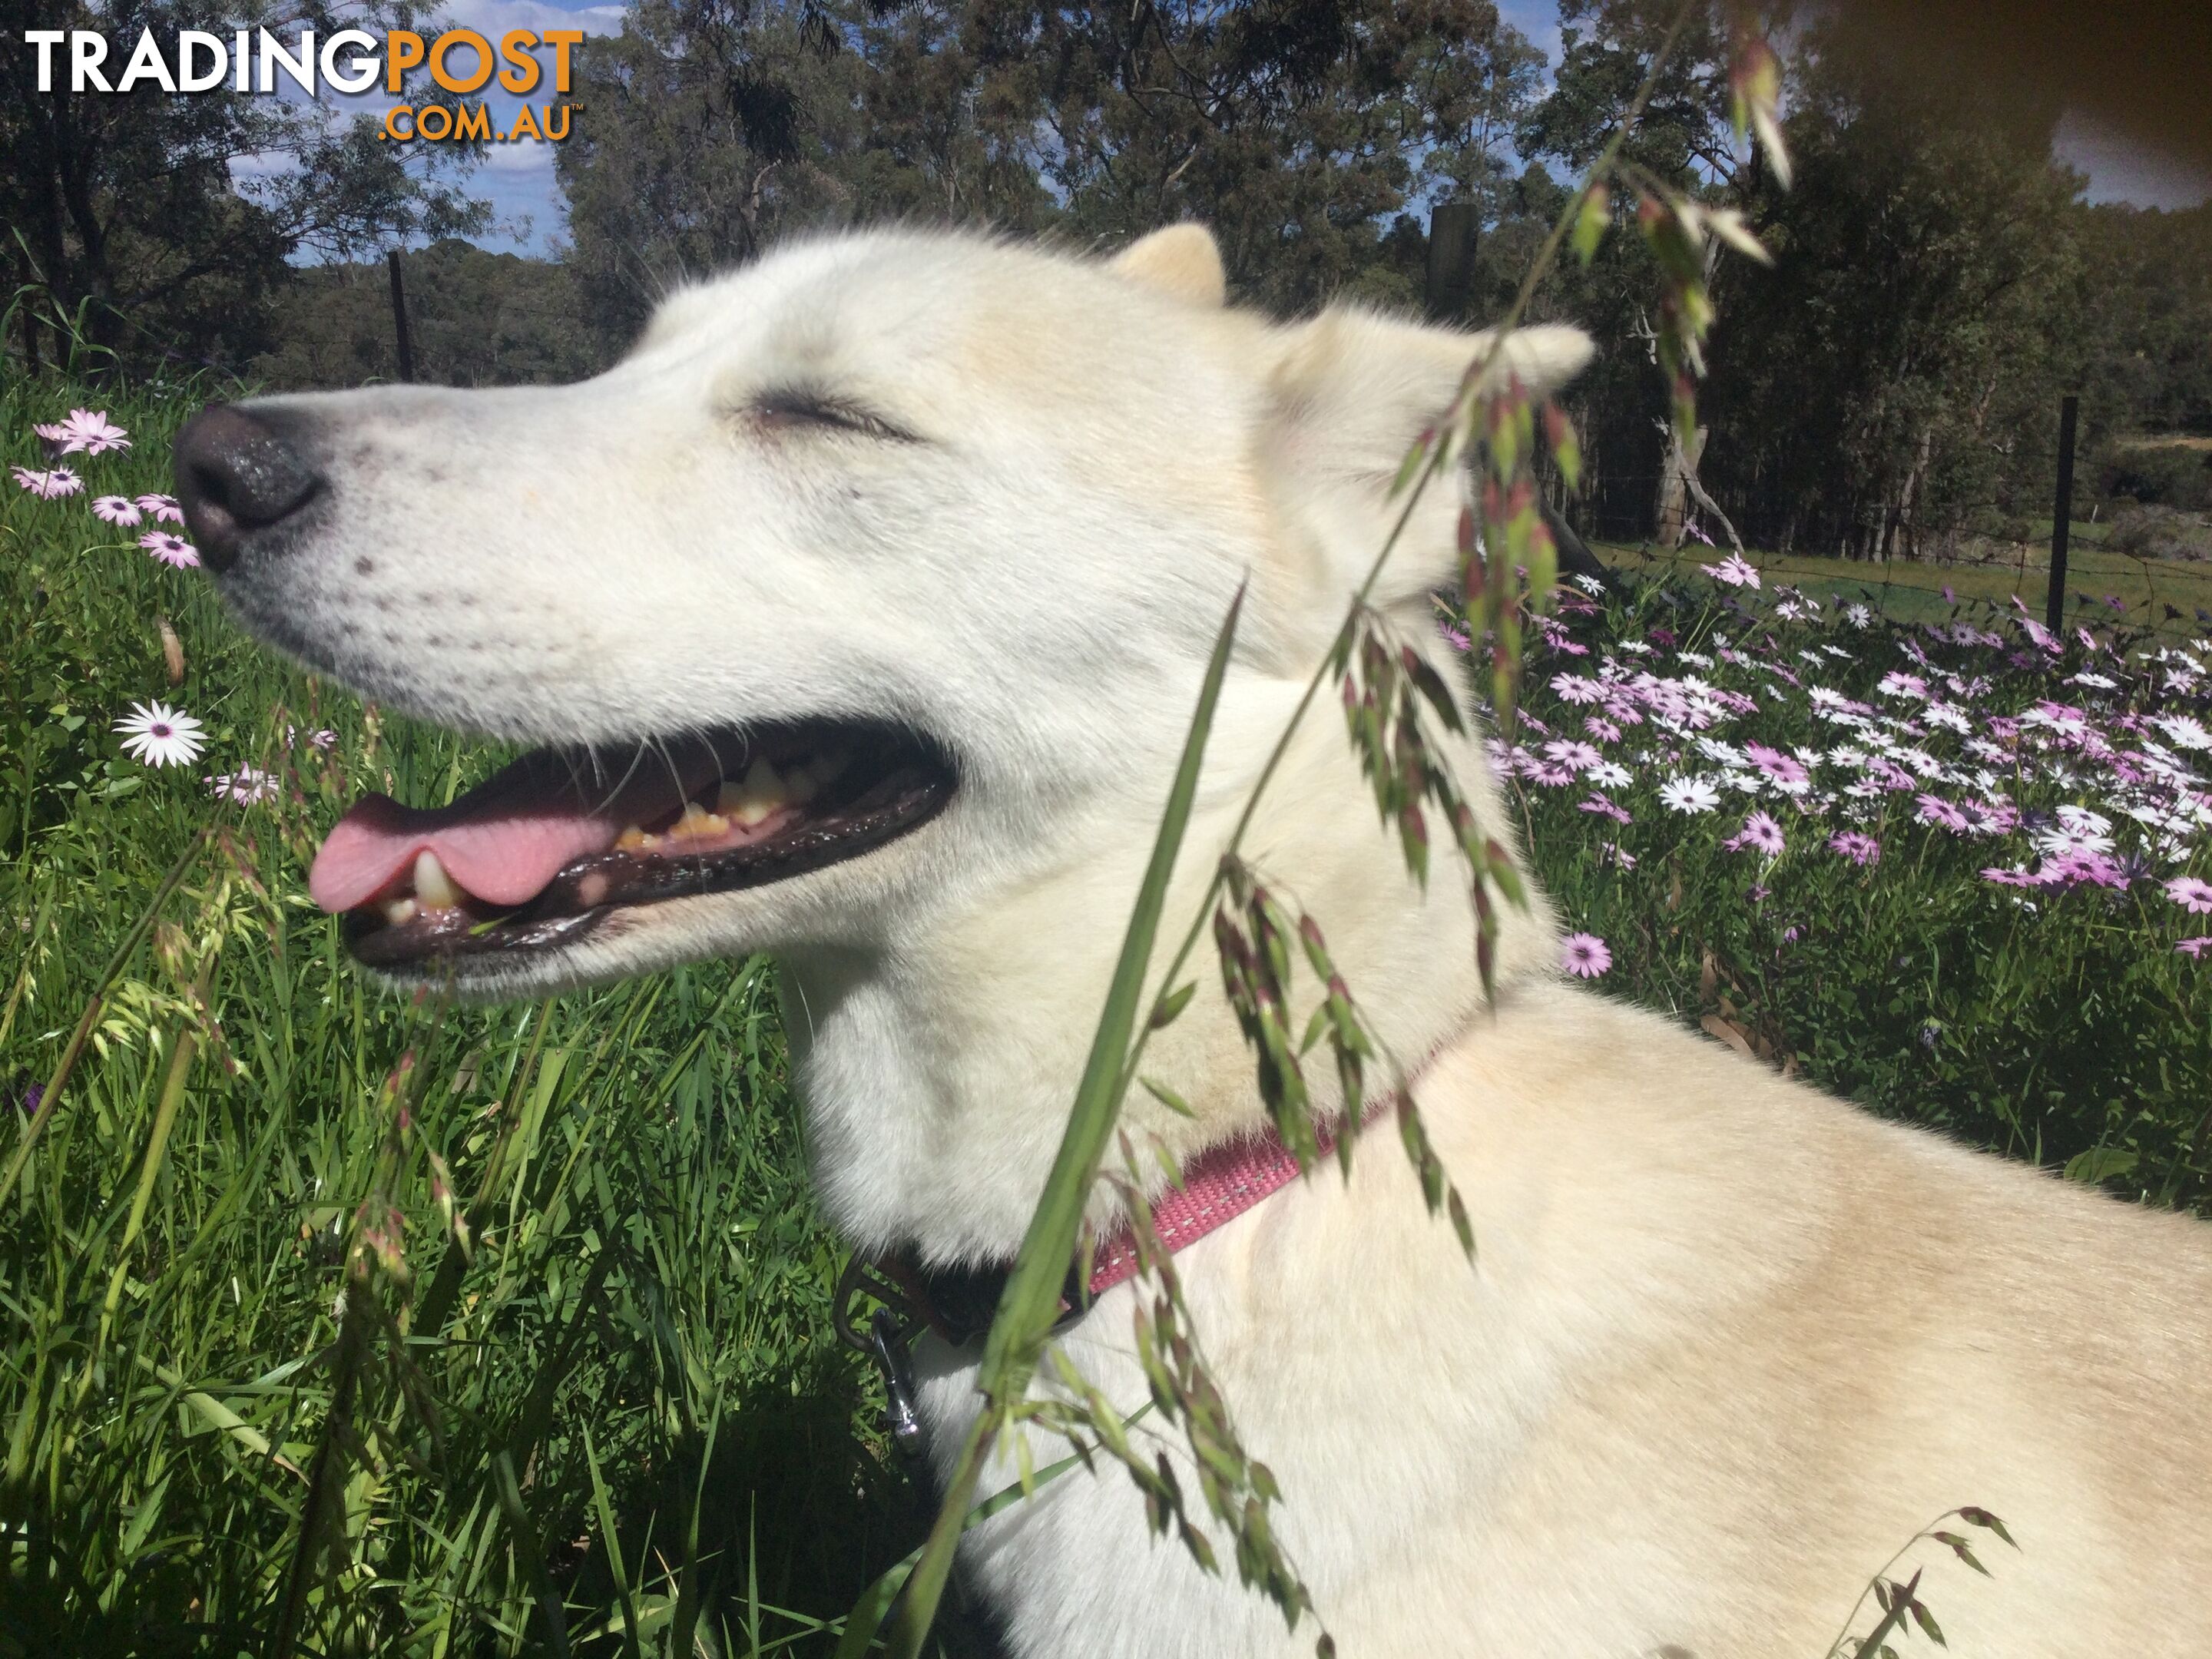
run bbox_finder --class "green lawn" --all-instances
[1594,535,2212,635]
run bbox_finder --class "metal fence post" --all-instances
[1424,202,1480,324]
[386,249,417,384]
[1424,203,1610,589]
[2046,393,2078,635]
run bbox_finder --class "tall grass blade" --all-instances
[886,584,1243,1657]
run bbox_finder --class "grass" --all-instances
[3,379,922,1657]
[3,373,2207,1654]
[1596,535,2212,635]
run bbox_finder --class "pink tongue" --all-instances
[309,748,718,913]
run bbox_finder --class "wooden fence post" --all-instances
[386,249,416,384]
[2046,393,2078,635]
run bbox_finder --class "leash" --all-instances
[833,1089,1402,1459]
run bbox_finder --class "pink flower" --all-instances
[91,494,143,526]
[136,493,184,525]
[1561,932,1611,978]
[1743,741,1810,792]
[2041,849,2128,889]
[1544,739,1603,773]
[1584,715,1622,743]
[139,531,200,570]
[2166,876,2212,916]
[1578,792,1632,825]
[1829,831,1880,867]
[1701,554,1760,589]
[1553,675,1605,705]
[10,465,82,498]
[2177,938,2210,959]
[1914,793,1969,833]
[35,408,131,455]
[1724,810,1785,856]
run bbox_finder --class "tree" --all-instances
[556,0,1048,351]
[250,240,601,390]
[1,0,488,376]
[556,0,1548,343]
[962,0,1544,313]
[1695,19,2085,558]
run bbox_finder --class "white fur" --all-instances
[220,225,2212,1657]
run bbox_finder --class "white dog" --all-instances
[181,224,2212,1657]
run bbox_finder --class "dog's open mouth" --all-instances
[313,720,955,968]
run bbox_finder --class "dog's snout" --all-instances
[172,404,323,572]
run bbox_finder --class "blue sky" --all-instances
[365,0,2209,259]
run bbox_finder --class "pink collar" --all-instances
[1083,1091,1396,1296]
[879,1090,1402,1346]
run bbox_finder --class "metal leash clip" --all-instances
[833,1256,928,1460]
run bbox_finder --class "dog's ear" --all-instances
[1263,309,1594,608]
[1110,224,1227,307]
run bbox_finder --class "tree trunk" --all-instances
[1655,422,1747,555]
[1654,423,1700,546]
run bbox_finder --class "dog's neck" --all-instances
[782,630,1558,1264]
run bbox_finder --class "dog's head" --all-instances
[182,225,1590,998]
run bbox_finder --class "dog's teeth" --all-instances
[382,897,418,926]
[413,849,463,911]
[616,823,649,851]
[671,801,722,838]
[715,757,786,826]
[815,749,849,782]
[785,765,820,805]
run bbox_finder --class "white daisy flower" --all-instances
[113,700,207,768]
[2156,714,2210,753]
[206,766,278,804]
[1658,776,1721,814]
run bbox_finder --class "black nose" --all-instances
[172,404,323,573]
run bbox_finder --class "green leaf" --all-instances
[1958,1508,2017,1548]
[1141,1075,1196,1119]
[1571,181,1610,265]
[491,1449,572,1659]
[2062,1147,2137,1184]
[1150,980,1197,1030]
[1909,1599,1945,1646]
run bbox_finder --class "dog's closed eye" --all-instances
[750,390,919,445]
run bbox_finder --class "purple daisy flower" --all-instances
[139,531,200,570]
[1561,933,1611,978]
